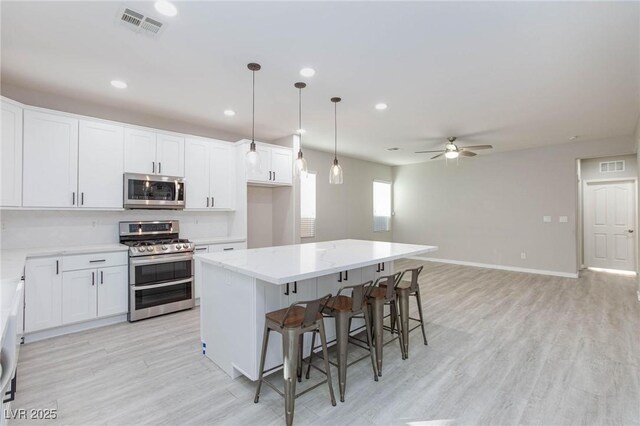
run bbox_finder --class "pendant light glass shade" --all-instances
[329,97,343,185]
[246,63,262,173]
[329,158,343,185]
[293,82,308,178]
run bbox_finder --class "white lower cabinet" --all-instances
[25,257,62,333]
[62,269,98,324]
[97,266,128,317]
[193,245,210,300]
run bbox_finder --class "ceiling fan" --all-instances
[415,137,493,160]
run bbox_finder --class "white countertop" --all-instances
[195,239,438,284]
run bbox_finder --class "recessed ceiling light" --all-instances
[300,68,315,77]
[154,0,177,17]
[568,135,578,140]
[386,147,399,151]
[110,80,127,89]
[296,128,306,135]
[375,103,388,110]
[224,110,236,117]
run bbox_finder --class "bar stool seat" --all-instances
[265,306,323,327]
[325,295,354,311]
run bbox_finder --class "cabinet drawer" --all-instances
[209,242,246,252]
[62,251,127,271]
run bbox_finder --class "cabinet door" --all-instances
[316,272,343,343]
[1,101,23,207]
[270,147,293,185]
[97,265,128,317]
[78,120,124,208]
[156,133,185,177]
[246,144,271,183]
[124,128,156,174]
[25,257,63,332]
[209,142,235,209]
[185,138,210,209]
[23,110,78,207]
[62,269,98,324]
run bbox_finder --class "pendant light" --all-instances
[245,63,261,173]
[329,97,343,185]
[293,82,308,178]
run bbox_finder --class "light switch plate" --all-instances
[559,216,568,223]
[543,216,552,223]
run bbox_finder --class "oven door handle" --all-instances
[132,278,193,290]
[130,254,193,266]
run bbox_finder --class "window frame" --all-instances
[372,179,392,233]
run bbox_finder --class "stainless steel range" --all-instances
[119,220,195,322]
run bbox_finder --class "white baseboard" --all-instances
[24,314,128,343]
[409,256,579,279]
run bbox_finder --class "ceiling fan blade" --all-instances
[415,150,445,153]
[431,152,445,160]
[460,145,492,150]
[459,150,477,157]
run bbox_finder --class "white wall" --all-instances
[0,209,232,249]
[392,136,637,275]
[247,186,274,249]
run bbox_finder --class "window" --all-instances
[373,180,391,232]
[599,160,625,173]
[300,172,316,238]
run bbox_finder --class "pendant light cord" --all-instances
[251,69,255,143]
[334,101,338,160]
[298,87,302,149]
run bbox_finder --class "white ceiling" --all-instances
[2,1,639,165]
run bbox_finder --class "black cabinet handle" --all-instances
[338,272,342,283]
[381,263,385,271]
[89,259,106,263]
[223,248,234,251]
[100,271,104,284]
[284,282,290,296]
[152,162,155,173]
[344,270,348,280]
[72,192,75,206]
[211,197,215,207]
[195,247,208,251]
[159,162,162,174]
[376,263,380,273]
[56,260,59,275]
[81,192,84,205]
[206,197,209,207]
[269,171,272,180]
[293,281,297,294]
[273,171,276,181]
[91,272,95,286]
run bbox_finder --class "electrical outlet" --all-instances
[520,252,526,259]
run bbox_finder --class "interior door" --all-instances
[210,142,234,208]
[1,101,23,207]
[124,128,156,174]
[23,110,79,207]
[185,138,210,209]
[584,181,636,271]
[78,120,124,208]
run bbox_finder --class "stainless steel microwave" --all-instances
[123,173,185,210]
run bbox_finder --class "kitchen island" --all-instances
[196,239,437,380]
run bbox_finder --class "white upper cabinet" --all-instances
[23,110,79,208]
[243,141,293,186]
[209,142,235,209]
[271,147,293,185]
[1,100,23,207]
[156,133,185,177]
[124,128,156,174]
[78,120,124,209]
[185,138,235,210]
[124,129,185,177]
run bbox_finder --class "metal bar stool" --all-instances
[366,272,404,376]
[391,266,428,359]
[254,294,337,426]
[305,280,378,402]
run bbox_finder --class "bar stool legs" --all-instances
[414,287,428,345]
[254,323,270,404]
[369,299,384,376]
[397,287,410,360]
[334,311,349,401]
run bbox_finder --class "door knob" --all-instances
[628,230,634,233]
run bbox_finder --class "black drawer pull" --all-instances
[284,282,290,296]
[293,281,297,294]
[223,248,234,251]
[89,259,106,263]
[344,270,348,280]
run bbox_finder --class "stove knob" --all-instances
[161,245,168,251]
[175,244,181,250]
[136,247,144,253]
[147,246,154,252]
[182,244,188,249]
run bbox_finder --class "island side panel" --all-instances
[200,261,260,380]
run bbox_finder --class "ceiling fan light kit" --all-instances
[415,136,493,162]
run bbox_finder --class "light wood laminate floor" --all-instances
[9,260,640,425]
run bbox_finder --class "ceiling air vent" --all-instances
[118,7,166,37]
